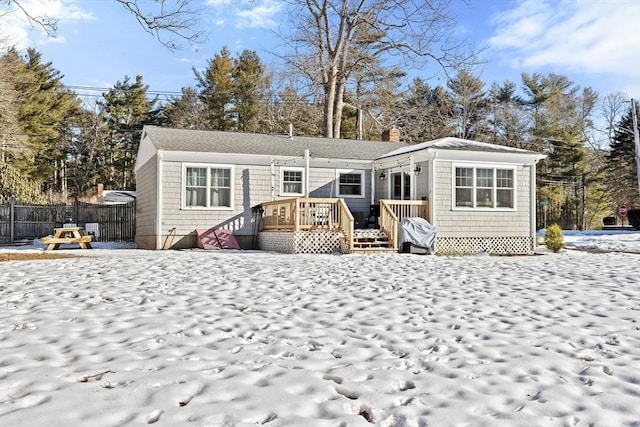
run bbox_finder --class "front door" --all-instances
[391,172,411,200]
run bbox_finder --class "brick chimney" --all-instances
[381,128,400,142]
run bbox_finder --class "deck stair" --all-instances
[350,229,396,254]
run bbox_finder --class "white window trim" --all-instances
[182,163,234,210]
[280,166,305,196]
[335,169,365,198]
[451,163,517,211]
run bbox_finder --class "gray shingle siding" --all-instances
[432,161,531,237]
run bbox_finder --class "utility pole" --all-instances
[631,98,640,198]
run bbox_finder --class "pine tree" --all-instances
[195,46,235,131]
[608,101,640,208]
[522,73,597,230]
[0,163,47,204]
[488,80,528,148]
[2,48,81,193]
[162,87,205,129]
[232,50,266,133]
[100,75,156,189]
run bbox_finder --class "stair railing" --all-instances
[379,200,399,250]
[337,198,354,253]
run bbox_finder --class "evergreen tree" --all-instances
[2,48,81,194]
[195,46,235,131]
[232,50,266,132]
[0,50,24,164]
[522,73,597,229]
[0,162,47,203]
[487,80,528,148]
[100,75,157,189]
[608,101,640,208]
[162,87,205,129]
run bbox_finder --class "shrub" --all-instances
[544,224,565,253]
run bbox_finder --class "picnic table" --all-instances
[42,227,93,250]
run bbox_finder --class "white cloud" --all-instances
[205,0,282,30]
[206,0,233,6]
[236,1,282,29]
[488,0,640,93]
[0,0,93,50]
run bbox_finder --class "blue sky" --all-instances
[1,0,639,106]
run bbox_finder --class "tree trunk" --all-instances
[323,66,339,138]
[333,76,346,138]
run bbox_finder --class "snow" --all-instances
[1,232,639,426]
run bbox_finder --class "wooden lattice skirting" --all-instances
[259,230,348,254]
[435,236,534,255]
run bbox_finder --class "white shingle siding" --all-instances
[432,161,531,237]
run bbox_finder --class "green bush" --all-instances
[544,224,565,253]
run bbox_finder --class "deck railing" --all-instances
[260,198,427,253]
[383,199,430,222]
[261,198,348,231]
[379,200,430,250]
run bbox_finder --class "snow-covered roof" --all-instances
[103,190,136,204]
[379,136,540,159]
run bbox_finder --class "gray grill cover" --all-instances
[399,217,437,249]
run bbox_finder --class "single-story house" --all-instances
[134,126,544,254]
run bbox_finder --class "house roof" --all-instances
[142,126,408,161]
[102,190,136,204]
[379,137,541,159]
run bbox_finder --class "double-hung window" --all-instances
[454,165,515,209]
[281,167,304,196]
[184,165,232,209]
[337,170,364,197]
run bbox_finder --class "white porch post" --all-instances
[371,167,376,205]
[409,156,415,200]
[304,149,310,197]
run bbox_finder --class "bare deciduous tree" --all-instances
[1,0,204,50]
[281,0,478,138]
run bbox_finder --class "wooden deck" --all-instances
[260,198,428,254]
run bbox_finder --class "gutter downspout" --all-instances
[155,150,164,250]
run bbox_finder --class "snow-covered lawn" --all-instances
[1,232,639,426]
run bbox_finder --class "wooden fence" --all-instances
[0,201,136,244]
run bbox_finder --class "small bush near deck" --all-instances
[545,224,565,253]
